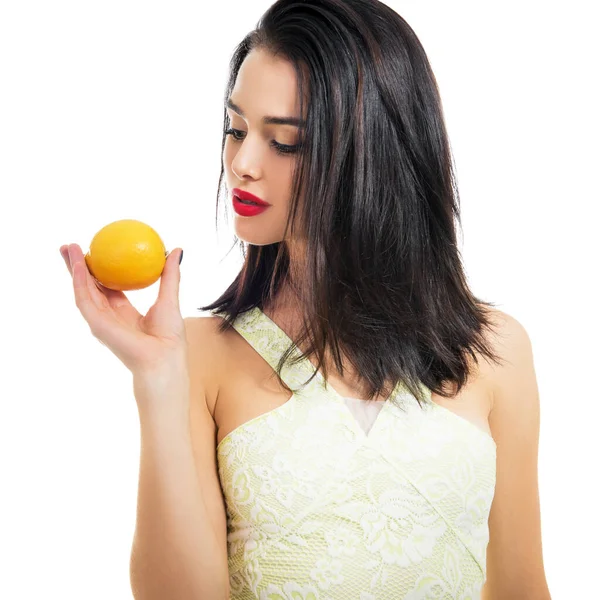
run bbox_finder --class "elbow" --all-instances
[130,558,230,600]
[481,581,552,600]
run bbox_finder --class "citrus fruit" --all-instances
[84,219,168,291]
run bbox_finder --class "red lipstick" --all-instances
[232,188,271,217]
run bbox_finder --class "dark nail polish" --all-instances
[179,250,184,265]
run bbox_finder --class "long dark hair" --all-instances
[200,0,504,405]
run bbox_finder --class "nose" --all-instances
[230,136,263,181]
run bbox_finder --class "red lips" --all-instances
[232,188,270,206]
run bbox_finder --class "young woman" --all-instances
[61,0,551,598]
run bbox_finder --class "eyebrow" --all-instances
[226,98,306,129]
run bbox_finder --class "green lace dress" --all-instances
[212,307,496,599]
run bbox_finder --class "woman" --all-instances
[61,0,551,598]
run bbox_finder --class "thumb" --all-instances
[158,248,183,307]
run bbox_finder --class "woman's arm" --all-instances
[481,311,551,599]
[129,318,229,600]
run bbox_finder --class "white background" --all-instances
[1,1,598,598]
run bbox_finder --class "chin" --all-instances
[234,229,285,246]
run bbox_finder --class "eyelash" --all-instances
[224,128,300,156]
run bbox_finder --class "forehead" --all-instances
[230,48,301,117]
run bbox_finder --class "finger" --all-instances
[67,245,118,331]
[70,252,98,327]
[67,252,137,340]
[60,244,73,277]
[66,244,143,324]
[68,245,104,307]
[63,244,118,302]
[60,245,72,275]
[157,249,182,309]
[62,244,142,337]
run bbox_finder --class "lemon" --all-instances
[84,219,168,291]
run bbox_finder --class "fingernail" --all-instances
[179,250,184,265]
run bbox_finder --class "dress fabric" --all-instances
[211,307,496,600]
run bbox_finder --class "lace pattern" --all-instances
[212,307,496,599]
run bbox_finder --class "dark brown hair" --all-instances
[200,0,504,405]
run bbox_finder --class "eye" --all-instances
[224,128,301,156]
[224,128,245,142]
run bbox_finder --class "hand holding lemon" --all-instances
[60,219,187,380]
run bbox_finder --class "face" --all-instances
[223,48,306,247]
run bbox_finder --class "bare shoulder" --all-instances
[479,305,541,443]
[479,306,534,406]
[477,307,551,598]
[183,315,228,417]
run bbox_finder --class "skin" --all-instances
[220,47,551,597]
[223,47,307,273]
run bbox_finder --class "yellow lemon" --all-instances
[84,219,168,291]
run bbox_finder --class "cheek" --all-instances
[223,141,233,165]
